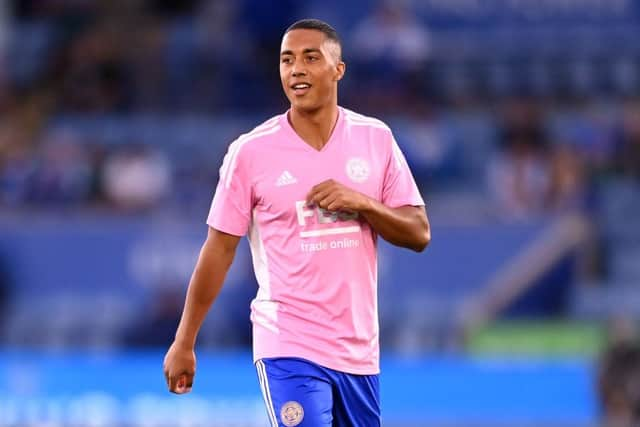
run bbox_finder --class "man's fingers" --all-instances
[175,374,194,394]
[309,188,333,205]
[307,180,340,202]
[168,374,178,392]
[168,372,194,394]
[311,179,335,192]
[176,375,187,393]
[182,377,194,393]
[327,196,348,211]
[178,374,195,388]
[308,180,355,210]
[327,201,341,211]
[307,184,333,201]
[318,194,340,210]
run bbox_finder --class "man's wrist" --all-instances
[357,194,376,213]
[174,334,196,349]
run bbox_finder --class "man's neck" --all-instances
[288,104,339,151]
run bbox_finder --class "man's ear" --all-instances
[334,61,346,82]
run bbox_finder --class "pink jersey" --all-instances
[207,107,424,374]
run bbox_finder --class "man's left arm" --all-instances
[306,179,430,252]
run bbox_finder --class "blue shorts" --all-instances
[255,357,380,427]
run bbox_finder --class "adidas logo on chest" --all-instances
[276,170,297,186]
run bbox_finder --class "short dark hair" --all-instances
[284,19,341,49]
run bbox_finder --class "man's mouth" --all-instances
[291,83,311,95]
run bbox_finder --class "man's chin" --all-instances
[291,100,321,113]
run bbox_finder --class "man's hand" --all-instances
[307,180,430,252]
[163,341,196,394]
[306,179,370,212]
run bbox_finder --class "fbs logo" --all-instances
[295,201,358,226]
[295,201,361,238]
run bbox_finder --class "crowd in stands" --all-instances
[0,1,638,222]
[0,0,640,218]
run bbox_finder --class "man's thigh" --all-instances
[331,371,380,427]
[256,358,333,427]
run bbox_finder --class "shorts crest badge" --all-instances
[280,400,304,426]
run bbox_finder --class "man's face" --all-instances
[280,29,345,112]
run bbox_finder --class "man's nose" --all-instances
[291,64,307,77]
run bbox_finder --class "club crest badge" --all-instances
[280,401,304,426]
[346,157,370,183]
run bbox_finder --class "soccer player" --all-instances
[163,19,430,426]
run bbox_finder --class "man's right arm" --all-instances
[163,226,241,393]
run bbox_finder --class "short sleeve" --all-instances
[382,134,425,208]
[206,141,254,236]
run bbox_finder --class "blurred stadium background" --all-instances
[1,0,640,426]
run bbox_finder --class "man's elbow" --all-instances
[410,227,431,252]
